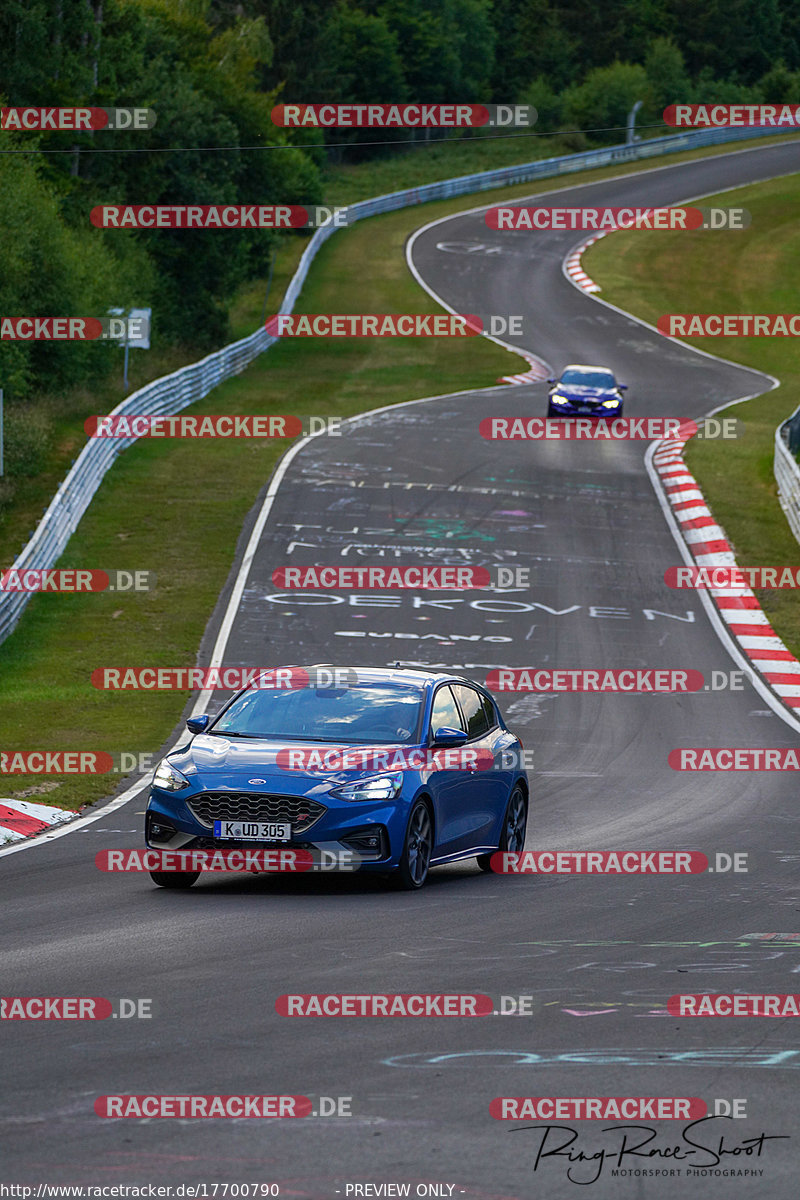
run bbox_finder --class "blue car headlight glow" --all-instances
[329,772,404,802]
[550,393,570,404]
[153,759,191,791]
[601,397,621,407]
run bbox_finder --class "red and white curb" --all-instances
[565,233,606,293]
[652,431,800,712]
[0,798,76,845]
[498,350,552,386]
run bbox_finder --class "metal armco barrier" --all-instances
[775,408,800,543]
[0,124,786,645]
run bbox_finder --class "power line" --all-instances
[0,122,672,156]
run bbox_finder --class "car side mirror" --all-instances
[186,714,210,734]
[546,378,556,384]
[619,383,628,390]
[432,726,468,748]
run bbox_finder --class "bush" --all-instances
[644,37,691,114]
[557,127,589,153]
[0,403,52,479]
[690,69,761,104]
[562,61,650,139]
[520,77,564,134]
[756,60,800,103]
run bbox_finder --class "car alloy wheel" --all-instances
[477,786,527,872]
[504,787,527,852]
[397,800,433,890]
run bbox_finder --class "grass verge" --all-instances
[584,170,800,658]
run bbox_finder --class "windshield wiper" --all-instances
[207,730,261,738]
[207,731,376,743]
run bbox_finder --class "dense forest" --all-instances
[1,0,799,400]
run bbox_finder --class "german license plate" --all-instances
[213,820,291,841]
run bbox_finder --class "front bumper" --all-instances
[549,398,621,416]
[145,790,401,867]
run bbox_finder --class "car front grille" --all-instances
[187,792,326,833]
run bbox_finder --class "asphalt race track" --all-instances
[4,139,800,1198]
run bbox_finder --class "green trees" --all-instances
[0,124,150,399]
[644,37,691,112]
[562,62,651,134]
[0,0,323,393]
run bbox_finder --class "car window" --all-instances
[452,685,489,739]
[560,369,615,388]
[430,685,466,736]
[212,683,424,744]
[479,692,498,731]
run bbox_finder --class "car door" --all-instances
[450,684,513,849]
[426,683,471,858]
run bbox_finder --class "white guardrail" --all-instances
[775,410,800,543]
[0,124,785,645]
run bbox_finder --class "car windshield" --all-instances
[560,369,615,388]
[211,682,425,744]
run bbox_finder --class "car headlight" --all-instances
[601,398,621,407]
[550,393,570,404]
[152,759,191,792]
[329,772,403,802]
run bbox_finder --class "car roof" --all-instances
[294,664,472,687]
[561,363,615,374]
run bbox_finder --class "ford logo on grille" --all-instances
[248,778,267,785]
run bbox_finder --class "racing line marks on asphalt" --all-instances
[407,209,554,387]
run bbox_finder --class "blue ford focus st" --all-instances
[145,667,528,890]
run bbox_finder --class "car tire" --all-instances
[477,786,528,872]
[396,800,433,890]
[616,403,624,417]
[149,870,200,889]
[546,404,555,417]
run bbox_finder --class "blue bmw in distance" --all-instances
[145,667,528,890]
[547,364,627,417]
